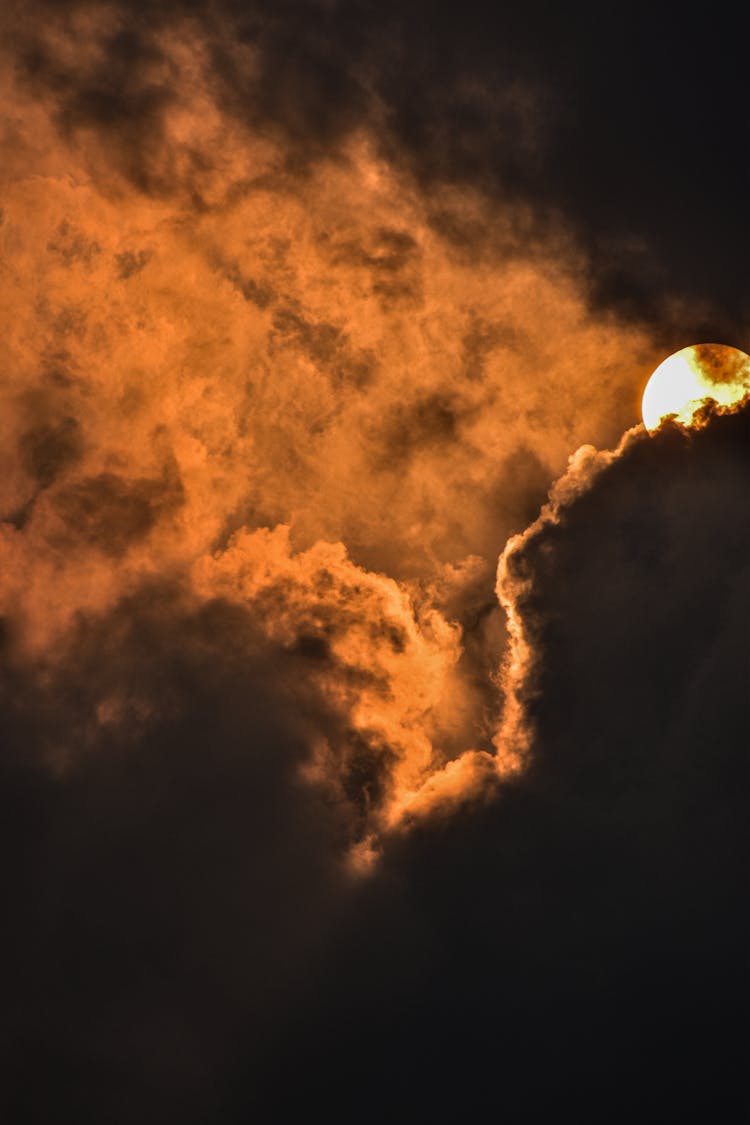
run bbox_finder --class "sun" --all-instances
[641,344,750,432]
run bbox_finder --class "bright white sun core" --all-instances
[641,344,750,432]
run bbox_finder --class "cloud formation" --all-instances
[8,0,747,337]
[1,1,747,1120]
[250,402,750,1123]
[4,402,745,1122]
[0,7,671,840]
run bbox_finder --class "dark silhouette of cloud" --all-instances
[1,586,355,1123]
[241,405,749,1123]
[2,407,747,1122]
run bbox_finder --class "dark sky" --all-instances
[1,3,748,1122]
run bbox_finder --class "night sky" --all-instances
[1,3,748,1122]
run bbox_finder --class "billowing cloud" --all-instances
[1,1,747,1120]
[497,402,749,761]
[4,401,745,1122]
[0,10,666,840]
[249,402,749,1123]
[6,1,747,337]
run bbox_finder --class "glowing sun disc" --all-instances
[641,343,750,432]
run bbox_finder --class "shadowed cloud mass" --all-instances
[0,1,747,1121]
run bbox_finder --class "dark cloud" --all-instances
[52,463,185,555]
[240,404,749,1123]
[3,407,747,1121]
[219,260,274,309]
[517,406,750,768]
[329,226,423,307]
[21,19,177,194]
[378,391,466,463]
[1,585,353,1123]
[2,3,747,1119]
[19,414,84,488]
[270,304,376,389]
[47,220,101,267]
[115,249,153,280]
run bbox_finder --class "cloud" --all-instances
[245,403,749,1123]
[0,582,357,1122]
[6,1,747,338]
[2,398,746,1120]
[495,430,638,759]
[1,2,747,1118]
[498,403,750,769]
[0,8,665,831]
[194,524,475,845]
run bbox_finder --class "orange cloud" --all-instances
[0,14,669,848]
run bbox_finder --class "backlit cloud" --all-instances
[1,3,747,1120]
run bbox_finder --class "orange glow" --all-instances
[0,16,682,849]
